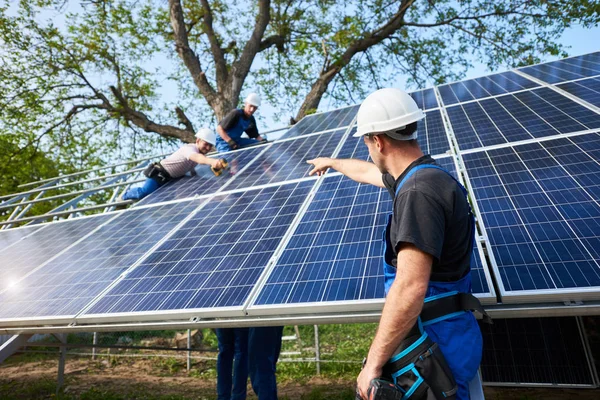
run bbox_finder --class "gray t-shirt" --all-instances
[382,155,473,282]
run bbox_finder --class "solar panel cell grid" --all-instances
[224,128,346,191]
[0,225,40,253]
[557,77,600,108]
[0,215,113,291]
[410,89,438,110]
[0,202,198,320]
[519,52,600,84]
[283,105,359,139]
[83,181,314,317]
[463,137,600,296]
[448,88,600,151]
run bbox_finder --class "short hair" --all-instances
[365,122,418,144]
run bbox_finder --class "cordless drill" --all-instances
[356,379,404,400]
[211,158,229,176]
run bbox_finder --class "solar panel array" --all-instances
[1,51,600,329]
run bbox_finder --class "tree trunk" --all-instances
[295,69,339,122]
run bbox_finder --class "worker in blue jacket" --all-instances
[216,93,266,153]
[307,88,487,400]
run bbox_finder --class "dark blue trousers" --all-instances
[248,326,284,400]
[216,328,249,400]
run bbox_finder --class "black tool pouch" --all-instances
[143,162,171,185]
[381,326,457,400]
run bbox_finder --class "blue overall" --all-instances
[248,326,284,400]
[216,109,260,153]
[121,177,161,200]
[383,164,482,399]
[216,327,250,400]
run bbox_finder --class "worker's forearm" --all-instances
[365,281,425,370]
[217,126,232,142]
[331,158,380,185]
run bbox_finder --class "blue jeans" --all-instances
[216,328,249,400]
[248,326,283,400]
[216,137,260,153]
[121,178,160,200]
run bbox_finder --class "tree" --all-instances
[0,0,598,169]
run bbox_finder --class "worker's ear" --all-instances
[372,134,384,153]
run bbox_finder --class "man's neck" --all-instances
[386,147,425,180]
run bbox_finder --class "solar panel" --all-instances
[410,88,438,110]
[0,225,41,252]
[138,145,265,206]
[281,105,359,139]
[462,135,600,301]
[249,157,494,314]
[480,317,595,386]
[0,201,198,323]
[446,88,600,151]
[223,128,347,191]
[519,52,600,84]
[557,77,600,108]
[0,214,114,292]
[438,72,538,106]
[79,181,314,322]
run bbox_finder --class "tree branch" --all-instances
[259,35,285,53]
[168,0,218,107]
[228,0,271,101]
[109,85,195,142]
[175,106,195,132]
[199,0,229,90]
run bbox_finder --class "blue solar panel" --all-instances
[410,89,438,110]
[439,72,538,105]
[0,202,197,320]
[557,77,600,108]
[463,137,600,298]
[337,111,450,160]
[448,88,600,151]
[250,157,492,311]
[82,181,314,318]
[519,52,600,84]
[0,214,113,292]
[0,225,41,252]
[138,146,265,206]
[282,105,359,139]
[224,129,346,191]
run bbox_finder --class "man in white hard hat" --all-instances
[215,92,266,153]
[121,128,226,201]
[307,88,487,400]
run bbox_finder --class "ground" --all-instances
[1,353,599,400]
[1,324,599,399]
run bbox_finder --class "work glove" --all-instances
[227,139,238,150]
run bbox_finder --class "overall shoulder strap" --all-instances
[394,164,464,196]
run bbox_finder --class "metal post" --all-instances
[314,325,321,375]
[57,334,67,394]
[92,332,98,360]
[187,329,192,372]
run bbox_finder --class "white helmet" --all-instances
[354,88,424,138]
[244,92,261,107]
[195,127,216,146]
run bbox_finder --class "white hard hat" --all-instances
[244,92,261,107]
[195,128,216,146]
[354,88,424,138]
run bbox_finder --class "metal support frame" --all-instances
[55,333,67,393]
[314,325,321,375]
[0,334,33,364]
[187,329,192,372]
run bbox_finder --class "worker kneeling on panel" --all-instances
[121,128,227,201]
[307,88,490,400]
[215,92,267,153]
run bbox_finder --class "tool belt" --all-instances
[143,162,172,185]
[374,292,490,400]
